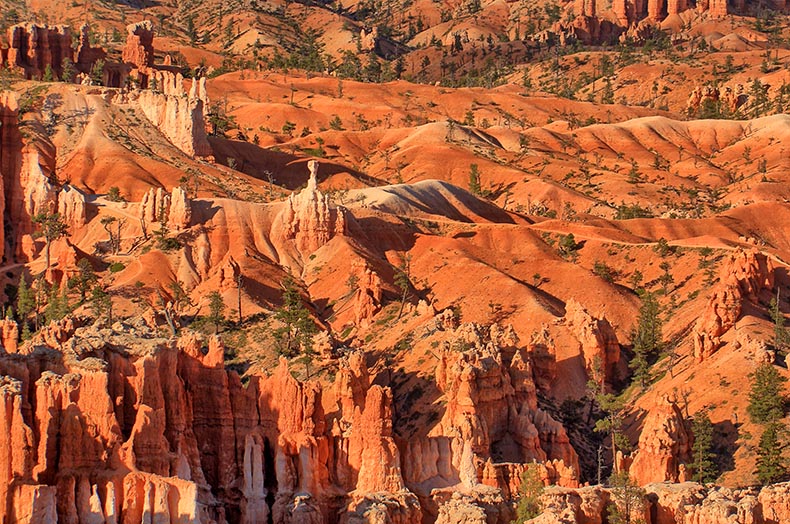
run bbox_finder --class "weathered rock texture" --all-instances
[123,21,155,69]
[273,160,347,261]
[135,71,212,158]
[564,299,622,386]
[139,186,192,231]
[0,323,427,524]
[0,92,59,264]
[628,398,692,486]
[3,23,73,79]
[693,249,774,362]
[395,323,580,521]
[686,84,747,116]
[534,481,790,524]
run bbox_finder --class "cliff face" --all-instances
[0,92,61,264]
[0,324,425,524]
[4,23,73,80]
[693,249,774,362]
[135,71,212,159]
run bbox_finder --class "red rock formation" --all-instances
[709,0,729,17]
[401,326,579,507]
[686,84,746,116]
[57,186,87,228]
[693,249,774,362]
[613,0,630,25]
[0,319,18,354]
[564,299,622,386]
[136,71,212,158]
[139,186,192,230]
[5,23,73,79]
[628,398,692,486]
[274,160,347,260]
[352,262,382,327]
[667,0,688,14]
[648,0,666,21]
[122,21,155,69]
[167,186,192,230]
[75,24,106,75]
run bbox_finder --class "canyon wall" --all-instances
[0,313,588,524]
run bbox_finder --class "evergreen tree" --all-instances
[747,362,787,424]
[61,57,75,83]
[45,284,67,324]
[769,292,789,354]
[394,255,412,320]
[68,258,97,302]
[514,463,543,522]
[607,471,646,524]
[207,291,225,334]
[16,275,33,340]
[91,59,105,85]
[690,410,717,483]
[32,212,69,269]
[468,164,482,195]
[630,291,662,388]
[90,286,113,324]
[273,276,317,358]
[594,391,629,468]
[756,422,787,485]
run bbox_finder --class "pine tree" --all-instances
[90,286,113,325]
[594,392,629,468]
[68,258,97,302]
[273,276,317,358]
[207,291,225,334]
[607,470,646,524]
[514,463,543,522]
[747,362,787,424]
[32,212,69,270]
[691,410,717,483]
[45,284,66,324]
[468,164,482,196]
[42,64,54,82]
[630,291,663,388]
[756,422,787,485]
[16,275,34,340]
[769,292,789,354]
[61,57,75,83]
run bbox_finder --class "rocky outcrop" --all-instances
[122,21,155,69]
[564,299,622,386]
[57,185,87,228]
[139,186,192,230]
[168,186,192,230]
[399,324,579,521]
[274,160,347,260]
[0,92,58,263]
[4,23,73,79]
[686,84,746,116]
[0,319,18,354]
[628,398,692,486]
[0,317,592,523]
[75,24,106,75]
[534,482,790,524]
[352,262,382,327]
[135,70,212,158]
[708,0,729,18]
[693,249,774,362]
